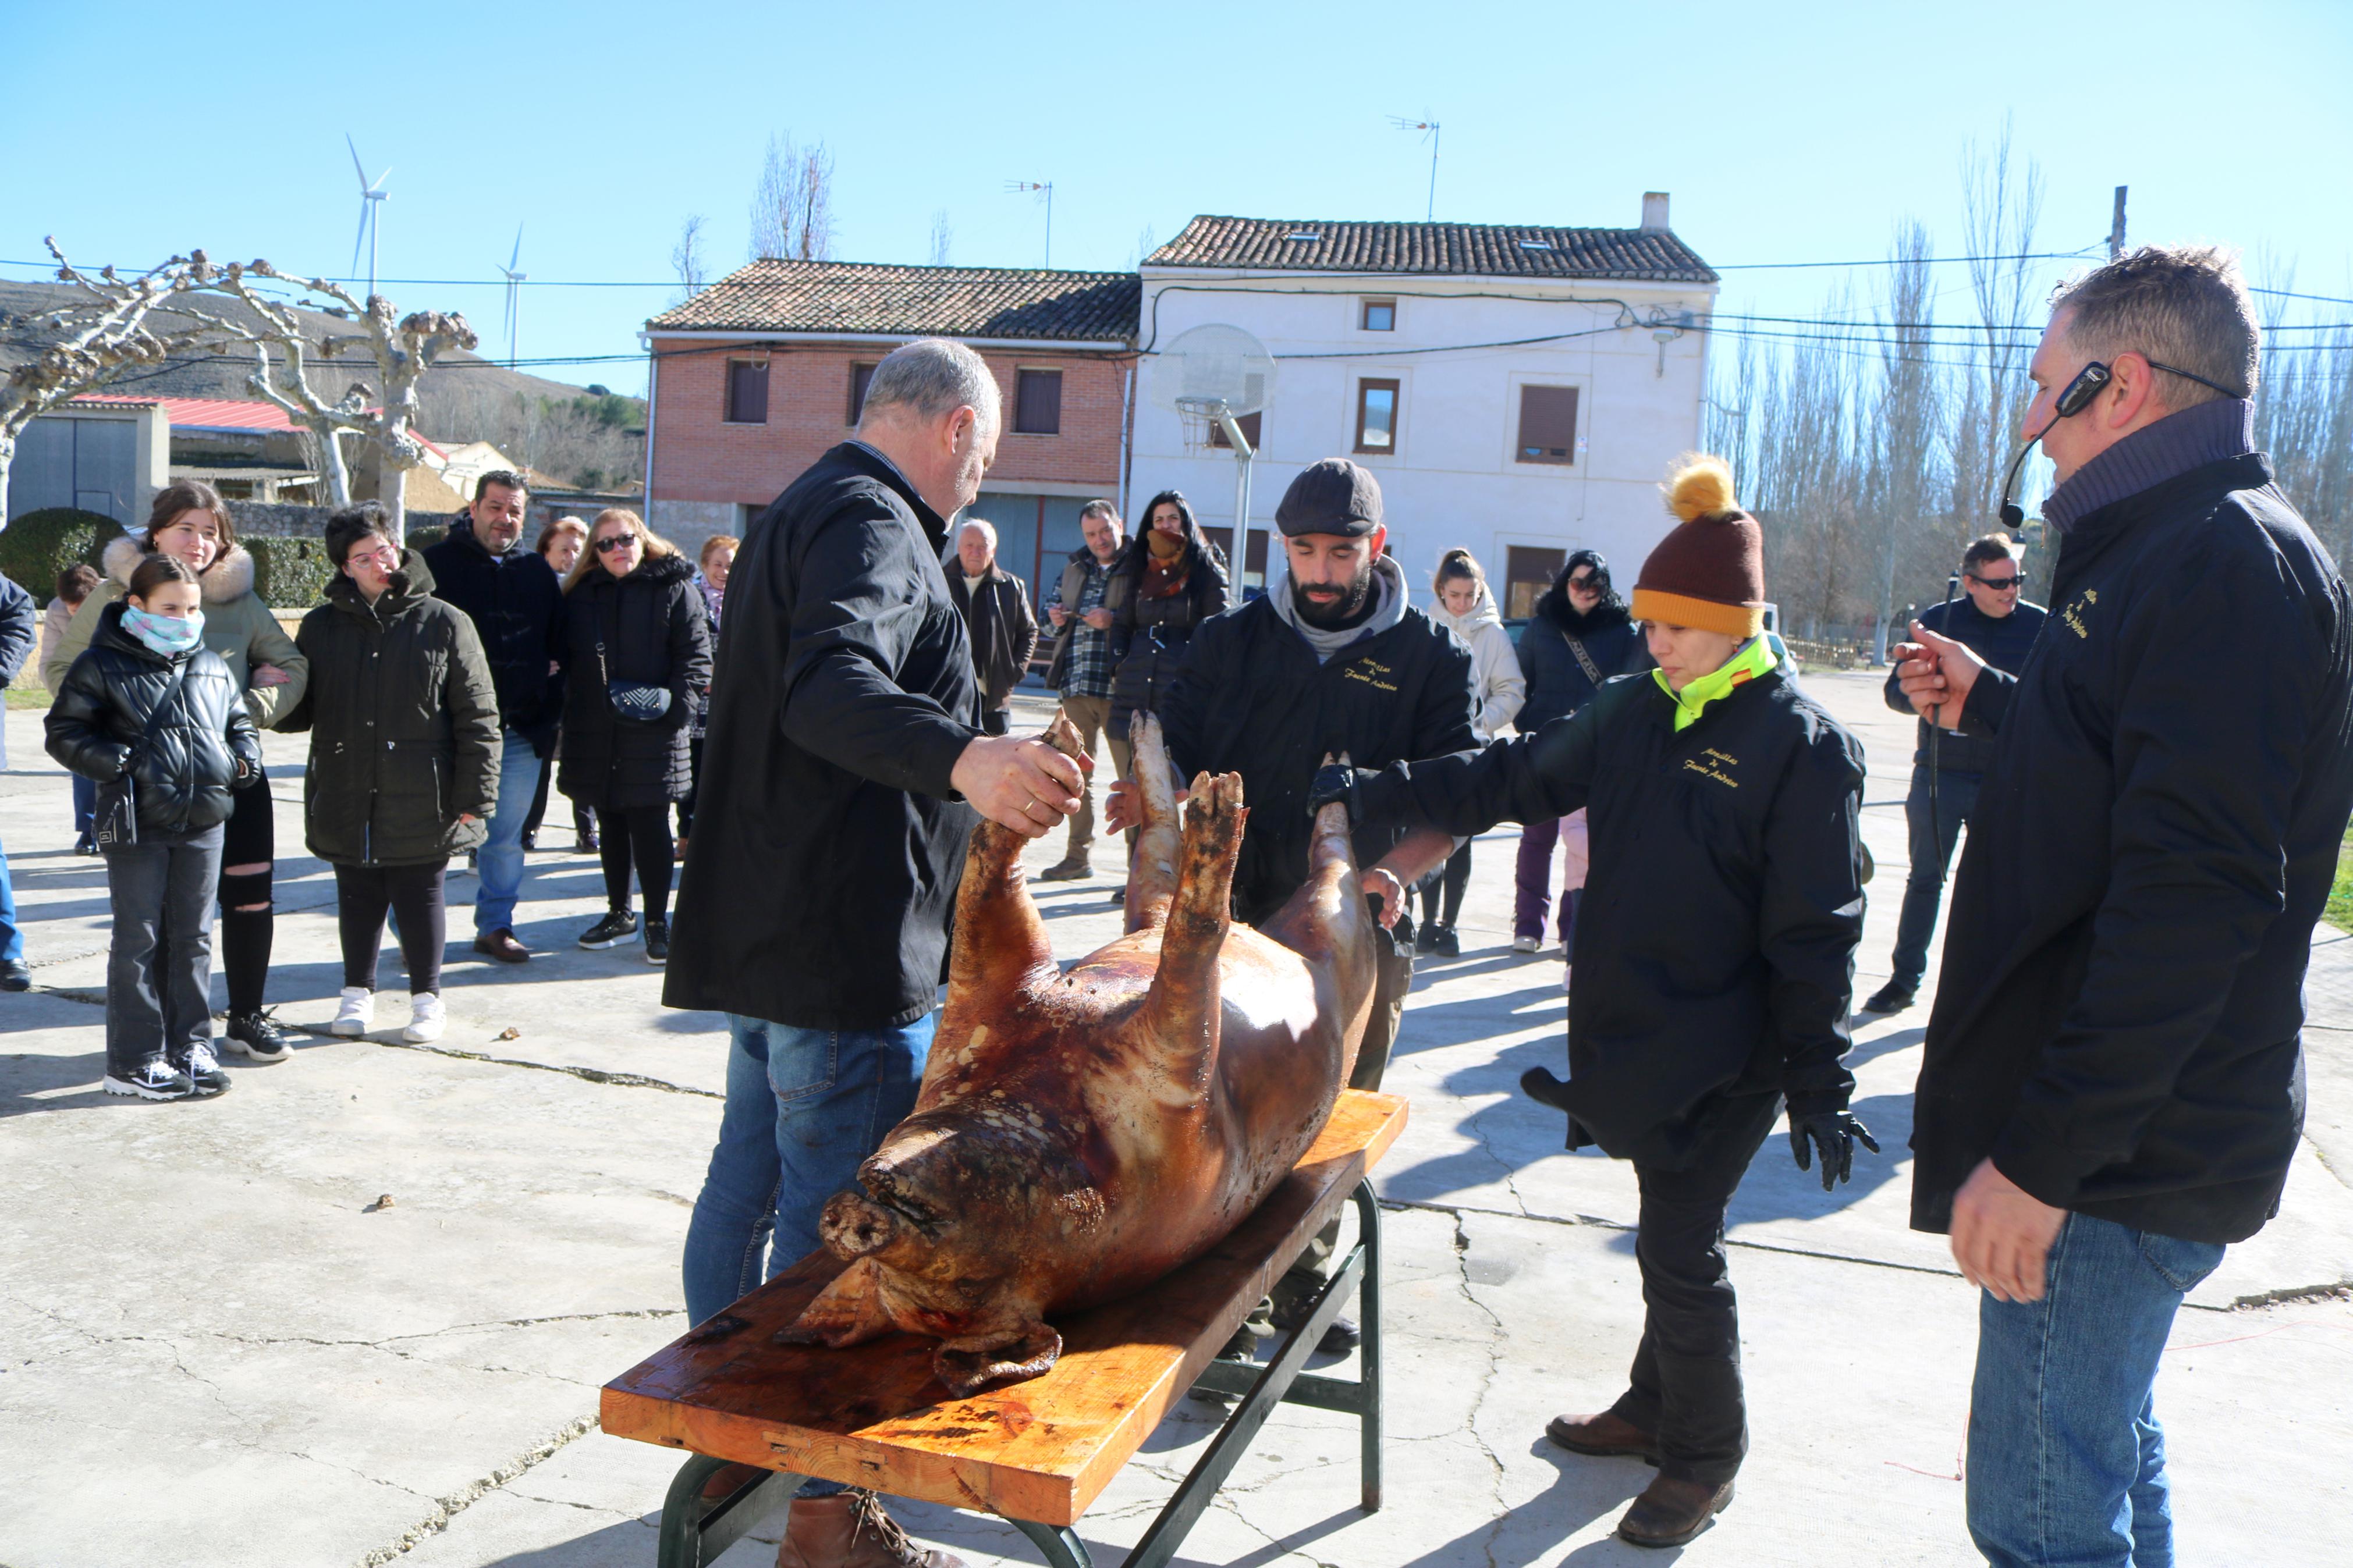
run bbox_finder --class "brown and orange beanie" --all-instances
[1628,455,1766,639]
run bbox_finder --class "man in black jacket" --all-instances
[946,518,1039,736]
[1321,456,1871,1549]
[666,338,1077,1568]
[423,471,565,963]
[1106,457,1475,1355]
[1861,532,2046,1015]
[1894,246,2353,1568]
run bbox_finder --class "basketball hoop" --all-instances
[1151,324,1277,548]
[1176,396,1229,454]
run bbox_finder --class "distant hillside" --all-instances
[0,279,644,492]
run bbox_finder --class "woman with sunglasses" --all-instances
[556,510,711,965]
[1511,550,1651,963]
[1860,532,2046,1015]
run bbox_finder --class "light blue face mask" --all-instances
[123,606,207,657]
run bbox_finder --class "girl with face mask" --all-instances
[45,554,263,1101]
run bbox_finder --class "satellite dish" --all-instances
[1153,323,1275,425]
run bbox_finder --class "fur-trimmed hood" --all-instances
[104,534,257,605]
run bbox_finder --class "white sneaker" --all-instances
[402,992,446,1044]
[331,987,374,1037]
[1511,935,1541,954]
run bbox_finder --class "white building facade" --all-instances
[1131,201,1718,617]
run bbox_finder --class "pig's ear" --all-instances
[776,1258,896,1349]
[934,1320,1062,1397]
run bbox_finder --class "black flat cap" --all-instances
[1275,458,1383,538]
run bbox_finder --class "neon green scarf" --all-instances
[1655,636,1779,732]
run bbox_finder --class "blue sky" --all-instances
[7,0,2348,398]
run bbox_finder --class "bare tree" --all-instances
[1953,123,2045,527]
[2254,259,2353,564]
[928,209,953,266]
[670,215,709,305]
[1869,222,1941,659]
[750,134,835,261]
[191,262,477,541]
[1,237,222,524]
[1128,223,1160,271]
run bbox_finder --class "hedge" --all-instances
[244,536,338,610]
[0,508,114,601]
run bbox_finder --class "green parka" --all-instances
[278,552,501,867]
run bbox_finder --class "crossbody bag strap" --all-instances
[1560,630,1606,686]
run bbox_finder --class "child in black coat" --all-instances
[46,555,261,1100]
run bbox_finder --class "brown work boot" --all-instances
[473,928,530,964]
[1037,856,1092,882]
[776,1490,967,1568]
[1544,1410,1660,1464]
[1616,1474,1733,1548]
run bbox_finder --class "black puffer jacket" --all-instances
[45,603,262,833]
[1107,518,1230,740]
[1516,588,1650,732]
[279,553,502,867]
[423,515,569,753]
[1352,669,1866,1167]
[557,552,711,810]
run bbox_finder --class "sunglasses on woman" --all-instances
[595,535,640,554]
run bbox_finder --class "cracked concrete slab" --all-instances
[5,674,2352,1567]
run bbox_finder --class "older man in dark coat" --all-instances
[665,338,1080,1567]
[945,517,1038,736]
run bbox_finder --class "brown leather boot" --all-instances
[1543,1410,1660,1464]
[776,1490,968,1568]
[1616,1474,1733,1548]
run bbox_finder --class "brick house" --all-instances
[641,261,1139,600]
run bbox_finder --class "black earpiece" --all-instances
[1997,362,2113,527]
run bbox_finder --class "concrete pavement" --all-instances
[2,670,2348,1567]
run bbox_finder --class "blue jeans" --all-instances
[1968,1213,2226,1568]
[0,822,22,966]
[474,730,541,935]
[1889,765,1980,989]
[682,1012,935,1325]
[72,773,98,848]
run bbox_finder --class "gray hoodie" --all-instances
[1272,552,1411,663]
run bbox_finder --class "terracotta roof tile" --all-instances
[648,261,1139,342]
[1145,216,1717,284]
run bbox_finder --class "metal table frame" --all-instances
[651,1179,1383,1568]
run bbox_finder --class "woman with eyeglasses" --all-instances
[1859,532,2047,1016]
[555,509,711,966]
[1511,550,1652,963]
[280,503,501,1045]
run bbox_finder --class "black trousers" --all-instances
[599,804,675,922]
[335,861,448,994]
[1610,1091,1782,1487]
[677,736,704,840]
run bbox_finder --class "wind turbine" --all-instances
[496,225,526,367]
[346,133,392,297]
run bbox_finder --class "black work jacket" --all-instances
[1156,594,1478,924]
[556,552,711,810]
[664,443,981,1031]
[279,555,502,867]
[947,564,1038,712]
[423,518,567,753]
[1355,670,1866,1167]
[1515,594,1650,733]
[1882,595,2046,775]
[1912,453,2353,1244]
[45,604,262,833]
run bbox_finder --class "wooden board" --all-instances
[601,1089,1408,1527]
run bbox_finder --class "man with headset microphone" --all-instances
[1893,247,2353,1567]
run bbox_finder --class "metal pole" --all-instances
[2109,187,2128,261]
[1426,126,1440,222]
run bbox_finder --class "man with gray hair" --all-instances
[667,336,1078,1568]
[1894,246,2353,1567]
[947,515,1038,736]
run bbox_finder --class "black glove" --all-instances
[1307,763,1370,822]
[1788,1110,1880,1191]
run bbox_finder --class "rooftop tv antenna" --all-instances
[1388,115,1441,221]
[1152,323,1276,554]
[1004,180,1053,267]
[496,225,527,367]
[345,133,392,298]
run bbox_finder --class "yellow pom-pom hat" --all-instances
[1628,454,1767,639]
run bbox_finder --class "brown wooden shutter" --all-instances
[726,359,769,424]
[1516,385,1578,464]
[1014,369,1063,435]
[847,362,876,425]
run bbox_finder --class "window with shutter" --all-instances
[1355,379,1400,454]
[725,359,769,425]
[1517,385,1579,465]
[1014,369,1063,435]
[847,362,876,425]
[1206,410,1262,451]
[1504,546,1567,619]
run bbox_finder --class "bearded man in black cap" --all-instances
[1106,457,1478,1351]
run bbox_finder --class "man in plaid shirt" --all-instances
[1038,499,1127,880]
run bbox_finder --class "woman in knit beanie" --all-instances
[1309,453,1874,1549]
